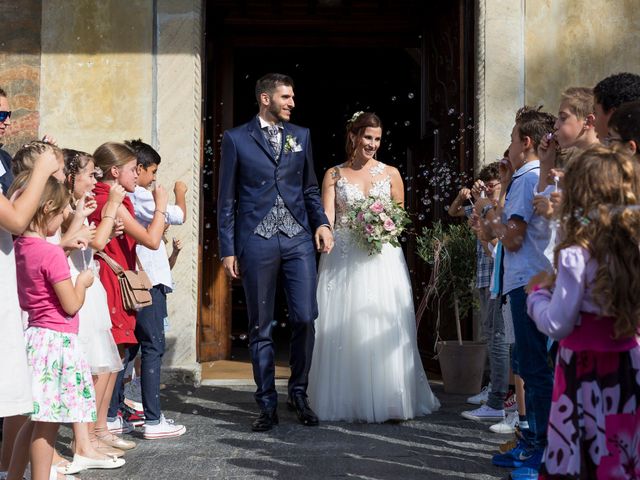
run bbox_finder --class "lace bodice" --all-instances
[333,161,391,230]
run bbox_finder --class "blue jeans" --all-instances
[482,292,510,410]
[507,286,553,451]
[108,285,167,425]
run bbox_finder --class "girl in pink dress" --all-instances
[527,145,640,478]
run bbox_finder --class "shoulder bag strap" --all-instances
[95,251,125,276]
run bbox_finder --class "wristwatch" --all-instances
[480,204,493,219]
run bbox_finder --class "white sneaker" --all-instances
[490,410,519,434]
[461,404,505,421]
[466,384,491,405]
[107,415,134,434]
[143,414,186,440]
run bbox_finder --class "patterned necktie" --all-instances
[266,125,281,158]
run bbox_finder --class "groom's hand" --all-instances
[315,225,334,254]
[222,256,241,279]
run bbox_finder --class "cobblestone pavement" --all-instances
[67,383,510,480]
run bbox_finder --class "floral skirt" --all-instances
[539,344,640,479]
[25,327,97,423]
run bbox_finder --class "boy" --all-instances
[124,139,188,440]
[449,162,511,423]
[593,72,640,141]
[475,107,556,480]
[608,99,640,158]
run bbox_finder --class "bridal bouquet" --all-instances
[347,196,411,255]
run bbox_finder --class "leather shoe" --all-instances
[252,409,279,432]
[287,395,319,426]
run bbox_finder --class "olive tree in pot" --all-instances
[416,220,487,394]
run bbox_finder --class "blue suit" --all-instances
[217,116,329,410]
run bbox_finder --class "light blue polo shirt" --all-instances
[502,160,553,294]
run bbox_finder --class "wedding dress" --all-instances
[308,161,440,422]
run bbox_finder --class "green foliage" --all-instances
[417,220,477,319]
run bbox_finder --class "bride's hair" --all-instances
[345,112,382,160]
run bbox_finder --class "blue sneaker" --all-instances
[509,466,539,479]
[492,439,534,468]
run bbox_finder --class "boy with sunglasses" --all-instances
[0,88,13,195]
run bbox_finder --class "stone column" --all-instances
[155,0,203,384]
[475,0,525,167]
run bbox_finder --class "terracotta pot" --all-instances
[437,340,487,395]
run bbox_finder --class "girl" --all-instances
[0,145,59,480]
[63,149,134,456]
[13,177,123,480]
[89,142,167,436]
[527,145,640,478]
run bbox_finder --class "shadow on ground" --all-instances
[68,383,510,480]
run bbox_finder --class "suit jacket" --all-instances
[217,117,329,258]
[0,147,13,196]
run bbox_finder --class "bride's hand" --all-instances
[315,225,334,254]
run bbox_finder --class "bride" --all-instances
[308,112,440,422]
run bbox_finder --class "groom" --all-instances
[217,73,333,431]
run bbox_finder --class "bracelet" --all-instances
[155,209,168,221]
[103,215,115,220]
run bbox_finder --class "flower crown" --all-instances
[348,111,364,125]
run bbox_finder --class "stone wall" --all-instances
[0,0,42,153]
[477,0,640,167]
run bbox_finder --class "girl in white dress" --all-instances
[308,112,440,422]
[0,147,59,479]
[62,149,136,457]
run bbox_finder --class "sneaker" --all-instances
[461,404,505,421]
[499,438,518,453]
[490,410,519,434]
[492,439,534,468]
[504,392,517,412]
[143,414,186,440]
[107,414,134,434]
[509,467,539,479]
[467,384,491,405]
[122,404,146,427]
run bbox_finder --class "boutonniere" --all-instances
[284,134,303,154]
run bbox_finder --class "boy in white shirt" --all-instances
[126,139,187,440]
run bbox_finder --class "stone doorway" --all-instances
[199,1,475,377]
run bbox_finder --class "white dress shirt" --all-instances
[129,186,184,291]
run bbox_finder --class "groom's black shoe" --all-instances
[252,408,279,432]
[287,395,319,426]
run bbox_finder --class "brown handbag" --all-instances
[95,251,153,311]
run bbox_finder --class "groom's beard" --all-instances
[268,103,291,123]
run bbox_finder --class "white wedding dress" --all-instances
[308,161,440,422]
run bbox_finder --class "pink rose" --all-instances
[369,201,384,214]
[383,218,396,231]
[356,211,365,222]
[364,224,374,234]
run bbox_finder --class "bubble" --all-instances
[408,92,415,99]
[271,320,278,326]
[391,96,397,101]
[280,323,286,328]
[192,409,199,415]
[448,108,455,115]
[205,223,211,229]
[404,121,411,126]
[239,334,247,340]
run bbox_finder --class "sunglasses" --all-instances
[0,111,11,122]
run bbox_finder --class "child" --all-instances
[88,142,168,437]
[62,149,135,457]
[450,162,511,423]
[593,72,640,141]
[475,106,556,479]
[0,146,59,479]
[124,139,187,440]
[14,177,123,480]
[607,99,640,157]
[526,145,640,477]
[534,87,599,220]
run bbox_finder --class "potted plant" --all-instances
[416,220,487,394]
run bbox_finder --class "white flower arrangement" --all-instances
[284,134,302,153]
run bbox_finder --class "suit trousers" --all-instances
[239,231,318,410]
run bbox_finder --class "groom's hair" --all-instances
[255,73,294,102]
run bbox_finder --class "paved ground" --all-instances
[64,383,511,480]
